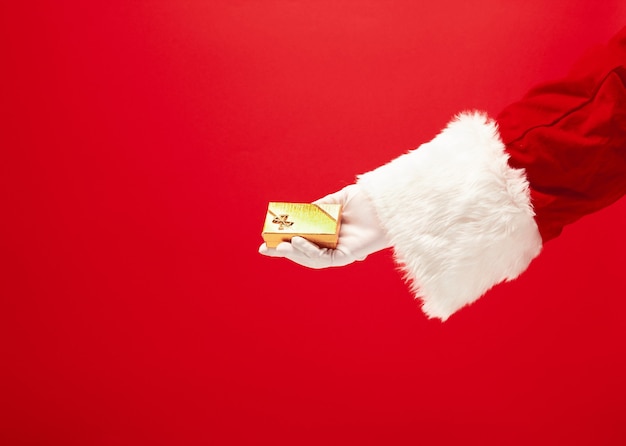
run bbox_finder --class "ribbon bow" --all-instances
[272,214,294,230]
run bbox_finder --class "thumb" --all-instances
[312,184,352,205]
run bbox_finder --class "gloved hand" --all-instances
[258,184,391,268]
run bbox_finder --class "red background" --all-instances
[2,1,626,445]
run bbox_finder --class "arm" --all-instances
[259,26,626,321]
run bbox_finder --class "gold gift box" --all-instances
[262,202,342,249]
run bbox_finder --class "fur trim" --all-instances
[357,111,542,320]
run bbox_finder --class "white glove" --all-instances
[258,184,391,268]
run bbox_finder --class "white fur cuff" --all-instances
[357,112,542,320]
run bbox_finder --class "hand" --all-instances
[258,184,391,268]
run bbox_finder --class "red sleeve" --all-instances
[497,26,626,242]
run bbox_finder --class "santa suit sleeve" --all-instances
[356,26,626,321]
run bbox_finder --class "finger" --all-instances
[258,242,293,258]
[290,236,327,258]
[291,237,357,267]
[312,189,345,205]
[313,184,358,205]
[275,241,298,256]
[330,248,363,265]
[275,239,326,268]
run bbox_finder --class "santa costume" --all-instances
[261,26,626,321]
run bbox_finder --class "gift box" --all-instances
[262,202,342,249]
